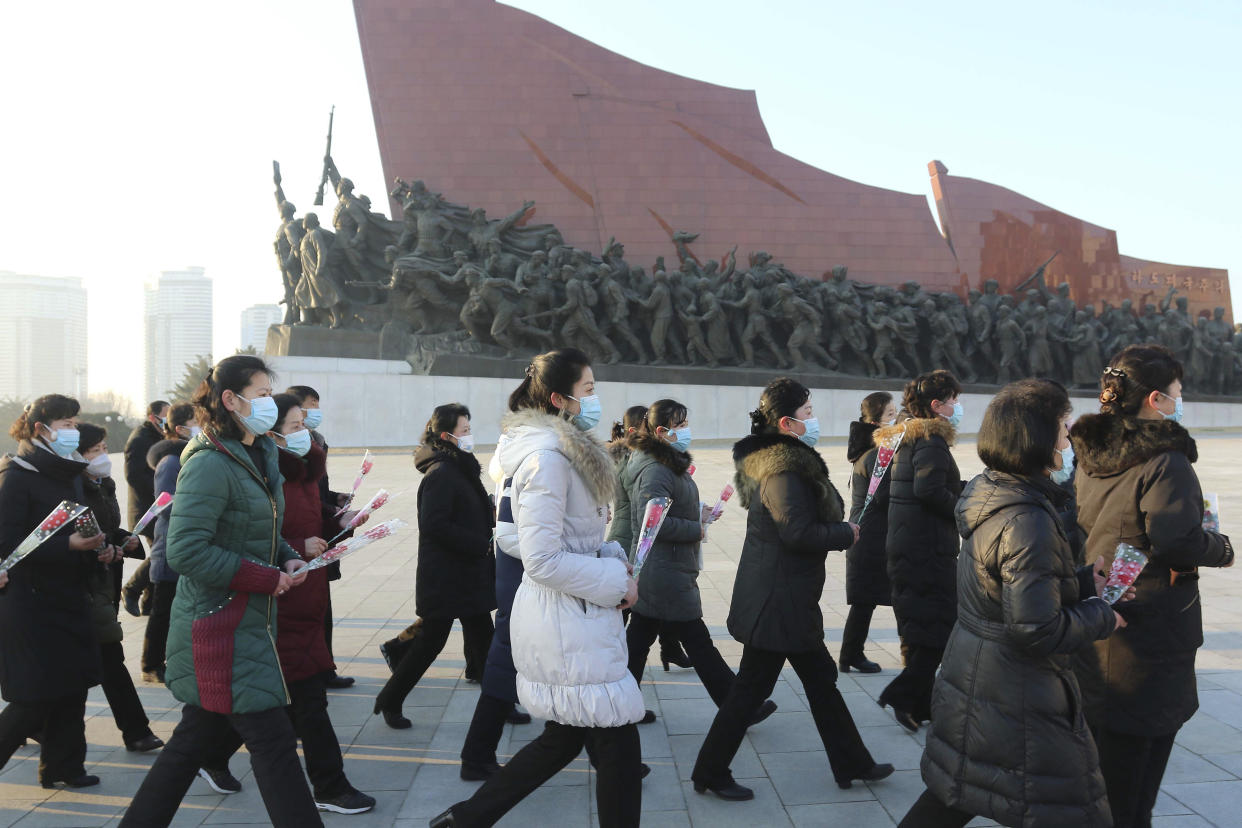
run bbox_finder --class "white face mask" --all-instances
[86,454,112,478]
[456,434,475,453]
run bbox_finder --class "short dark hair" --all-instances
[749,377,810,435]
[9,394,80,442]
[508,348,592,414]
[977,379,1071,476]
[147,400,170,417]
[611,405,648,442]
[423,403,471,445]
[903,370,962,419]
[77,422,107,454]
[642,399,688,435]
[285,385,320,404]
[1099,344,1184,416]
[191,355,275,440]
[859,391,893,424]
[271,393,304,432]
[165,402,195,438]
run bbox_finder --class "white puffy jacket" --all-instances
[499,409,645,728]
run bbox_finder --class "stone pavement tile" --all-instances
[1161,744,1237,785]
[844,691,901,728]
[1176,712,1242,756]
[10,800,123,828]
[354,707,438,746]
[1201,751,1242,777]
[638,717,673,759]
[747,712,833,754]
[757,749,876,805]
[495,782,589,826]
[590,810,690,827]
[668,734,763,781]
[1154,790,1194,816]
[868,769,929,823]
[587,759,684,813]
[650,674,711,701]
[786,800,896,827]
[656,698,718,736]
[1195,688,1242,730]
[341,745,420,791]
[855,725,928,771]
[682,777,793,827]
[0,804,43,828]
[1162,780,1242,827]
[441,687,484,723]
[396,763,472,820]
[765,678,808,713]
[1149,817,1214,827]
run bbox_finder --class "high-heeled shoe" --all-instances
[374,699,412,729]
[878,700,919,733]
[429,807,457,827]
[660,645,693,671]
[837,762,895,789]
[748,699,778,727]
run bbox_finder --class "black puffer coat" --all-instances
[728,433,854,653]
[1070,414,1234,736]
[845,420,891,607]
[923,471,1115,828]
[414,439,497,619]
[81,474,140,646]
[881,417,962,649]
[0,443,101,702]
[604,441,635,552]
[124,420,163,538]
[624,434,703,622]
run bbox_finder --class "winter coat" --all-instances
[414,439,497,619]
[922,470,1115,828]
[146,438,187,583]
[164,432,300,715]
[501,408,645,728]
[604,442,634,552]
[881,417,962,650]
[81,474,140,645]
[728,432,854,653]
[624,434,704,622]
[124,420,163,538]
[0,442,101,702]
[274,443,336,683]
[1070,415,1234,736]
[845,420,891,607]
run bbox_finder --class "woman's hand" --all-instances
[848,522,861,545]
[304,537,328,559]
[617,577,638,610]
[339,510,366,530]
[273,572,294,596]
[1111,608,1128,632]
[97,545,122,564]
[284,557,308,587]
[70,532,105,552]
[123,535,141,554]
[0,570,7,589]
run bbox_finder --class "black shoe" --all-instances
[838,762,895,789]
[315,788,377,814]
[505,708,531,725]
[122,589,141,617]
[42,774,100,789]
[464,675,480,684]
[198,767,242,794]
[126,734,164,753]
[639,709,657,725]
[692,776,754,801]
[660,645,692,671]
[325,674,356,689]
[460,760,502,781]
[878,700,919,733]
[141,669,165,684]
[748,699,778,727]
[430,809,456,827]
[839,656,881,674]
[640,762,651,779]
[381,708,412,729]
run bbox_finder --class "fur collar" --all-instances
[630,433,692,475]
[500,409,616,503]
[606,440,630,465]
[415,437,484,480]
[875,417,955,447]
[732,432,842,521]
[277,441,327,484]
[847,420,879,464]
[1070,413,1197,477]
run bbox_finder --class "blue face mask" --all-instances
[237,395,278,435]
[796,417,820,448]
[280,429,312,457]
[945,401,964,428]
[1162,394,1183,424]
[302,408,323,430]
[666,427,692,453]
[568,395,601,432]
[44,426,80,459]
[1050,444,1075,485]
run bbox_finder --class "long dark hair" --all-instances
[508,348,591,414]
[1098,344,1184,417]
[191,355,274,440]
[749,377,810,435]
[642,399,688,435]
[611,405,647,442]
[859,391,893,424]
[423,403,471,446]
[9,394,79,442]
[903,370,961,420]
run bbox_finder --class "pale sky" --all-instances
[2,0,1238,407]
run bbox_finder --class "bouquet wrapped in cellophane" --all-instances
[632,497,671,578]
[334,450,374,516]
[294,518,408,575]
[328,488,393,545]
[1103,543,1148,604]
[857,425,906,522]
[0,500,90,575]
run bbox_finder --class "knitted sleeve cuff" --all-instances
[228,559,281,594]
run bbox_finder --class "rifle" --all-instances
[313,105,335,206]
[1014,250,1061,293]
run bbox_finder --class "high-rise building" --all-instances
[144,267,213,403]
[239,304,283,354]
[0,271,89,401]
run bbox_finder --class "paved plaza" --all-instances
[5,434,1242,827]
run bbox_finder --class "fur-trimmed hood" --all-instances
[498,409,616,504]
[732,432,842,522]
[847,420,879,464]
[875,416,956,447]
[606,440,630,465]
[147,438,188,471]
[1070,413,1197,477]
[277,441,327,484]
[629,432,692,476]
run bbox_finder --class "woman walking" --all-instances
[436,348,644,828]
[118,355,322,828]
[692,378,892,801]
[877,370,963,731]
[1071,345,1234,827]
[840,391,896,674]
[375,403,496,729]
[902,379,1122,827]
[0,394,104,789]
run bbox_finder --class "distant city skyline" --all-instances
[0,272,88,402]
[143,268,213,404]
[240,304,283,354]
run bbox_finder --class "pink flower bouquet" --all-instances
[858,425,906,522]
[328,488,392,545]
[632,497,672,578]
[0,500,90,574]
[1103,543,1148,604]
[295,518,408,574]
[703,484,735,526]
[334,450,375,516]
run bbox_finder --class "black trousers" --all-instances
[1093,726,1178,828]
[322,590,336,671]
[450,720,641,828]
[898,789,974,827]
[0,691,88,784]
[99,641,153,745]
[124,557,152,596]
[119,703,322,828]
[693,642,874,786]
[839,603,876,664]
[625,611,735,706]
[879,642,943,722]
[376,613,494,712]
[141,581,176,674]
[461,692,517,766]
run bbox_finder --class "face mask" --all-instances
[280,429,312,457]
[568,395,601,432]
[235,394,278,435]
[945,402,964,428]
[87,454,113,478]
[666,427,692,453]
[1050,444,1074,485]
[1162,394,1183,424]
[43,426,80,458]
[302,408,323,430]
[795,417,820,448]
[455,434,475,453]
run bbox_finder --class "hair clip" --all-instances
[524,363,535,377]
[1102,366,1127,379]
